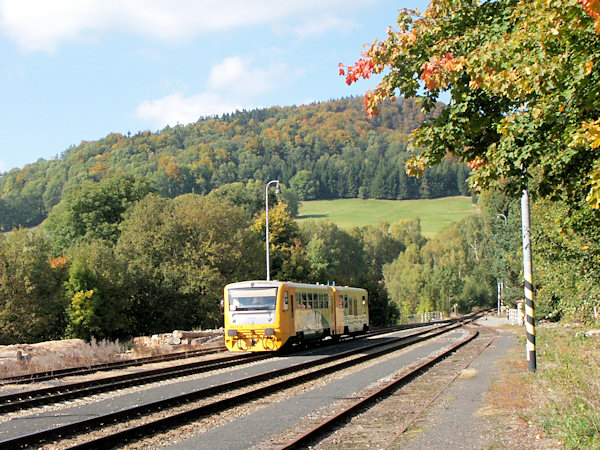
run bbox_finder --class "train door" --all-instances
[280,285,295,340]
[334,289,345,335]
[327,288,335,336]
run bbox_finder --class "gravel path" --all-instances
[393,316,562,449]
[396,325,514,448]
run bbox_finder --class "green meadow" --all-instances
[297,196,479,237]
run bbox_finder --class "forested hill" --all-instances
[0,96,468,230]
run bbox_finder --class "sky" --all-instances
[0,0,430,173]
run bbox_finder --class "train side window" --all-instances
[308,292,313,309]
[325,294,329,309]
[354,298,358,315]
[349,296,353,315]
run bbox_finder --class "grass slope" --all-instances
[297,196,478,236]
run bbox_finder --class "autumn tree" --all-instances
[65,241,132,340]
[299,219,400,325]
[384,243,429,316]
[43,174,154,253]
[0,229,67,344]
[383,215,496,316]
[350,223,405,279]
[341,0,600,212]
[1,97,467,231]
[301,220,356,283]
[117,194,263,334]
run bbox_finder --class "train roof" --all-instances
[224,280,366,292]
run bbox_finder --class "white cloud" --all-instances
[136,54,290,128]
[0,0,372,52]
[207,56,285,96]
[136,92,248,127]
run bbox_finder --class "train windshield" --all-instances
[228,287,277,311]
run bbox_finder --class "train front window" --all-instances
[228,287,277,311]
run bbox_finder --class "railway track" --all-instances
[0,316,479,414]
[0,345,226,386]
[0,318,475,449]
[0,320,440,389]
[0,351,268,413]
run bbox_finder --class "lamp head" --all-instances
[275,182,281,195]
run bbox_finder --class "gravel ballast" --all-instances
[164,330,470,450]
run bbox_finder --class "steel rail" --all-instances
[0,345,226,386]
[0,321,442,387]
[0,321,462,449]
[0,321,445,413]
[0,352,269,413]
[68,322,464,450]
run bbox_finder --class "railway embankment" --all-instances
[394,315,597,449]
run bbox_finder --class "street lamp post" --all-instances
[265,180,281,281]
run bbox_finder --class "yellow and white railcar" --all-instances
[223,280,368,352]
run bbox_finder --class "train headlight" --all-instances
[264,328,275,336]
[227,329,238,337]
